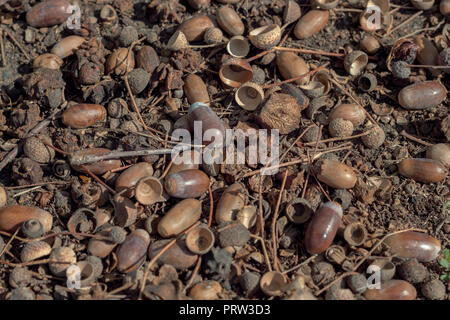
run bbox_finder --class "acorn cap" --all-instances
[235,82,264,111]
[226,36,250,58]
[20,241,51,262]
[219,58,253,88]
[186,225,215,255]
[204,27,223,44]
[283,0,302,24]
[167,30,188,51]
[260,271,288,296]
[135,176,166,205]
[23,136,55,164]
[344,50,368,76]
[248,24,281,50]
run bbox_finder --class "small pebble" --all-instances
[239,271,260,297]
[218,222,250,247]
[119,26,139,47]
[128,68,150,94]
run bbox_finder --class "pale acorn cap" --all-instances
[167,30,188,51]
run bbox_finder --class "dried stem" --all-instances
[0,28,6,67]
[274,46,345,57]
[271,170,288,272]
[4,27,31,60]
[250,234,272,272]
[400,130,433,147]
[282,254,317,274]
[384,10,423,37]
[0,228,19,257]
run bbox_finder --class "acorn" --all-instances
[70,148,121,175]
[62,104,107,129]
[87,228,118,258]
[235,82,264,111]
[135,46,159,75]
[314,159,357,189]
[167,30,189,51]
[398,158,447,183]
[0,205,53,233]
[257,93,302,134]
[49,247,77,277]
[343,222,367,247]
[328,103,366,127]
[184,74,210,104]
[188,102,226,146]
[106,48,135,75]
[26,0,71,28]
[164,169,210,199]
[226,36,250,58]
[187,0,211,10]
[167,149,201,176]
[20,241,51,263]
[149,239,198,270]
[384,231,441,262]
[23,136,55,163]
[33,54,63,70]
[116,229,150,273]
[0,185,6,207]
[411,0,434,10]
[294,10,329,39]
[441,0,450,15]
[204,27,223,44]
[364,280,417,300]
[398,81,447,110]
[115,162,154,198]
[276,52,310,85]
[21,219,44,239]
[426,144,450,166]
[283,0,302,24]
[219,58,253,88]
[361,125,385,149]
[260,271,288,296]
[344,50,368,76]
[158,199,202,238]
[248,24,281,50]
[360,35,380,54]
[51,36,86,58]
[189,280,222,300]
[328,118,354,138]
[216,6,245,36]
[128,68,150,94]
[414,36,441,76]
[304,202,343,254]
[178,15,214,42]
[186,224,215,255]
[215,183,247,224]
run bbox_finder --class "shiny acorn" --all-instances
[115,162,154,198]
[314,159,357,189]
[276,52,310,85]
[164,169,209,198]
[188,102,226,146]
[51,36,86,58]
[328,103,366,127]
[0,205,53,233]
[398,81,447,110]
[304,202,343,254]
[384,231,441,262]
[158,199,202,238]
[398,158,447,183]
[178,15,214,42]
[167,149,201,176]
[149,239,198,270]
[364,280,417,300]
[184,74,210,105]
[116,229,150,273]
[294,10,329,39]
[26,0,71,28]
[215,183,247,224]
[216,6,245,36]
[62,104,106,129]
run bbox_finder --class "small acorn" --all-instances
[294,10,329,39]
[189,280,222,300]
[115,162,154,198]
[364,280,417,300]
[184,74,210,104]
[164,169,209,199]
[426,144,450,166]
[328,118,354,138]
[20,241,51,262]
[360,35,380,54]
[314,159,357,189]
[216,6,245,36]
[49,247,77,277]
[106,48,135,75]
[0,205,53,233]
[398,259,428,284]
[26,0,71,28]
[204,27,223,45]
[23,136,55,164]
[51,36,86,58]
[62,104,107,129]
[158,199,202,238]
[398,158,447,183]
[128,68,150,94]
[276,52,310,85]
[178,15,214,42]
[328,103,366,127]
[215,183,247,224]
[116,229,150,273]
[33,54,63,70]
[167,30,189,51]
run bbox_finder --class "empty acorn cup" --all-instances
[343,222,367,246]
[248,24,281,49]
[344,50,368,76]
[235,82,265,111]
[135,176,166,205]
[226,36,250,58]
[260,271,288,296]
[185,224,215,255]
[75,260,97,287]
[285,198,313,224]
[219,58,253,88]
[113,191,139,228]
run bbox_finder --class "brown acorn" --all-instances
[26,0,71,28]
[189,280,222,300]
[0,205,53,233]
[328,103,366,127]
[398,158,447,183]
[385,231,441,262]
[215,183,247,224]
[62,104,107,129]
[398,81,447,110]
[187,0,211,10]
[164,169,210,198]
[178,15,214,42]
[314,159,357,189]
[216,6,245,36]
[294,10,329,39]
[149,239,198,270]
[116,229,150,273]
[52,36,86,59]
[276,52,310,85]
[49,247,77,277]
[157,199,202,238]
[184,74,210,104]
[20,241,52,263]
[364,280,417,300]
[114,162,154,198]
[33,54,63,70]
[135,46,160,74]
[426,144,450,166]
[360,35,380,54]
[106,48,135,75]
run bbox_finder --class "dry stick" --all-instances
[0,228,19,257]
[303,130,371,146]
[400,19,445,39]
[315,271,359,295]
[250,234,272,272]
[0,105,62,172]
[69,147,180,166]
[263,62,330,89]
[274,46,345,58]
[329,78,379,126]
[384,10,423,37]
[138,221,201,299]
[408,64,450,69]
[400,130,433,146]
[80,165,116,194]
[271,170,288,272]
[4,27,31,60]
[282,254,317,274]
[123,74,150,132]
[12,186,42,198]
[0,28,5,66]
[280,124,315,161]
[5,181,68,190]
